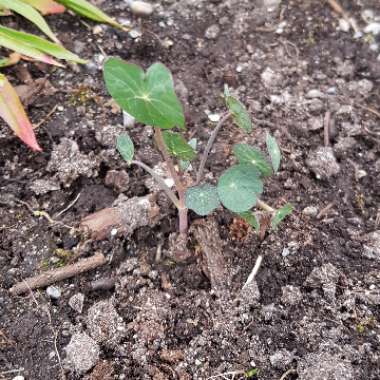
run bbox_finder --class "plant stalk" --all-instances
[131,160,180,208]
[195,112,231,185]
[256,199,275,213]
[154,128,188,234]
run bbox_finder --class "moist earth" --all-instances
[1,0,380,379]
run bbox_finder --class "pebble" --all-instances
[338,18,350,32]
[68,293,85,314]
[261,67,283,88]
[129,1,153,16]
[306,146,340,180]
[208,113,221,122]
[302,206,318,217]
[46,286,61,300]
[281,285,303,306]
[364,22,380,35]
[123,111,135,127]
[204,24,220,39]
[305,89,324,99]
[65,333,99,374]
[307,116,323,131]
[12,377,24,380]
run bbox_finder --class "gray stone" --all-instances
[68,293,85,314]
[129,1,153,16]
[281,285,303,305]
[46,286,61,300]
[205,24,220,39]
[240,281,261,305]
[306,147,340,179]
[362,231,380,261]
[298,351,355,380]
[29,179,60,195]
[307,116,324,131]
[270,349,294,369]
[261,67,283,88]
[302,206,318,217]
[87,300,126,346]
[65,332,99,374]
[306,89,324,99]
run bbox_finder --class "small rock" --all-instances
[364,22,380,35]
[240,281,261,304]
[208,113,221,122]
[129,28,143,39]
[12,376,24,380]
[281,285,303,305]
[129,1,153,16]
[357,79,374,96]
[123,111,135,127]
[306,89,324,99]
[307,116,324,131]
[205,24,220,39]
[362,231,380,261]
[298,351,355,380]
[65,332,99,374]
[302,206,318,217]
[307,98,324,112]
[261,67,283,88]
[105,170,130,193]
[338,18,350,32]
[95,124,124,148]
[306,146,340,179]
[73,41,86,54]
[334,136,356,156]
[68,293,85,314]
[46,286,61,300]
[270,349,294,369]
[87,300,126,346]
[29,179,60,195]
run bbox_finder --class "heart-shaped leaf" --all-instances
[104,58,185,130]
[217,164,263,213]
[163,131,196,161]
[185,183,220,216]
[238,211,260,232]
[233,143,272,177]
[266,132,281,173]
[117,133,134,163]
[224,86,252,133]
[271,203,293,229]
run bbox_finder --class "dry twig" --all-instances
[9,253,106,295]
[327,0,360,33]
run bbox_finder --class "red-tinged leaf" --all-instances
[0,74,41,151]
[19,0,65,15]
[0,52,21,67]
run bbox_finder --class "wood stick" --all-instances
[9,253,106,295]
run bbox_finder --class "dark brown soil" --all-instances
[1,1,380,379]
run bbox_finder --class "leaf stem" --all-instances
[131,160,180,208]
[195,112,231,185]
[256,199,275,213]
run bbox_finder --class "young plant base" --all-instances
[104,58,293,237]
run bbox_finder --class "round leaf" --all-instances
[117,133,134,163]
[163,131,196,161]
[233,143,272,176]
[266,132,281,173]
[104,58,185,130]
[217,164,263,213]
[185,184,220,216]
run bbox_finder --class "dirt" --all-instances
[1,0,380,379]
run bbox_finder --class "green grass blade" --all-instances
[0,25,86,63]
[19,0,65,15]
[57,0,122,28]
[0,0,59,42]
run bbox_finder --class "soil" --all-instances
[1,0,380,379]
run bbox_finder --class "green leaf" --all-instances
[233,143,272,177]
[116,133,134,163]
[179,138,197,171]
[225,93,252,133]
[185,184,220,216]
[0,0,59,42]
[266,132,281,173]
[245,368,258,378]
[0,25,85,64]
[104,58,185,130]
[271,203,293,230]
[217,164,263,213]
[56,0,122,28]
[163,131,196,161]
[238,211,260,232]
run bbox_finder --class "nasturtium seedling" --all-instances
[217,163,263,213]
[104,58,185,130]
[103,58,292,235]
[266,132,281,173]
[185,183,220,216]
[233,143,272,177]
